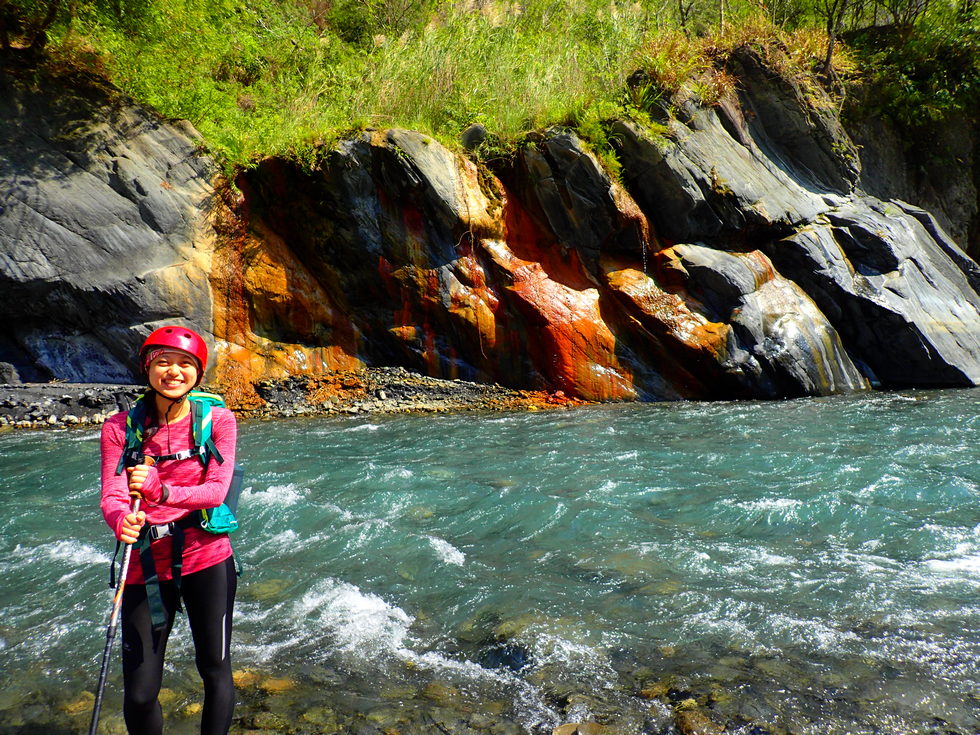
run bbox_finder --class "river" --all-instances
[1,389,978,734]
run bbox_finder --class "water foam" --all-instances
[923,553,980,580]
[347,423,382,432]
[243,482,304,506]
[283,578,561,728]
[7,540,106,570]
[295,578,414,656]
[427,535,466,566]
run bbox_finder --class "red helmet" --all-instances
[139,325,208,383]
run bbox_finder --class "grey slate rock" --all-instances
[0,362,21,384]
[671,244,868,397]
[763,197,980,386]
[0,70,218,382]
[509,128,648,269]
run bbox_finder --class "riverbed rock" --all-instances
[60,690,94,716]
[553,722,607,735]
[674,705,724,735]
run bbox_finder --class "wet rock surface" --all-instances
[25,645,979,735]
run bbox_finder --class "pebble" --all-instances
[0,384,141,431]
[258,676,296,694]
[554,723,607,735]
[0,369,590,432]
[60,691,94,715]
[675,707,724,735]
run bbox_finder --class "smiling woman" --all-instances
[97,325,240,735]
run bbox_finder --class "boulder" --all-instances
[763,197,980,386]
[0,362,20,384]
[660,245,868,397]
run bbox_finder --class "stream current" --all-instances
[1,389,978,733]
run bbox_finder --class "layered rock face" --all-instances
[2,53,980,401]
[0,71,217,382]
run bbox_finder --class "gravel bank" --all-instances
[0,368,587,431]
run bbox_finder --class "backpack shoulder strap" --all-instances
[189,392,226,467]
[188,390,226,408]
[114,392,153,475]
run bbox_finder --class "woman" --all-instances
[100,325,238,735]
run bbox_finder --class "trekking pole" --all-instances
[89,457,153,735]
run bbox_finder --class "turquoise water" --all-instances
[1,390,979,733]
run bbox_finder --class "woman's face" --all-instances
[147,350,200,398]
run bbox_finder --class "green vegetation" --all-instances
[1,0,976,168]
[847,12,980,129]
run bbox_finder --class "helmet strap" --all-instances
[151,387,192,423]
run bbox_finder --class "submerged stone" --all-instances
[478,642,532,672]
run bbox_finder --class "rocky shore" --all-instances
[0,368,588,431]
[48,663,732,735]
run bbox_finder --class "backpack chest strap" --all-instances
[145,447,207,463]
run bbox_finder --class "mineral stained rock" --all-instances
[3,54,980,402]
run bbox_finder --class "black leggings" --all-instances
[121,555,237,735]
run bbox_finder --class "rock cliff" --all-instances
[2,53,979,402]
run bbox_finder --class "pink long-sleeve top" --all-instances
[101,406,237,584]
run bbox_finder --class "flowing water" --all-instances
[1,390,979,734]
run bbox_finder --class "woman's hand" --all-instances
[119,510,146,544]
[126,462,164,502]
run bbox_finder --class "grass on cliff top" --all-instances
[26,0,977,170]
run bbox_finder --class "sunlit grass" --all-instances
[33,0,968,170]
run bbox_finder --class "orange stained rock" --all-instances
[490,185,635,400]
[379,246,500,377]
[609,175,658,254]
[603,261,730,360]
[378,257,445,375]
[740,249,779,289]
[448,240,499,355]
[305,373,367,405]
[209,187,362,403]
[398,203,432,267]
[482,238,635,401]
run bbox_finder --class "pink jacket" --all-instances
[101,405,237,583]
